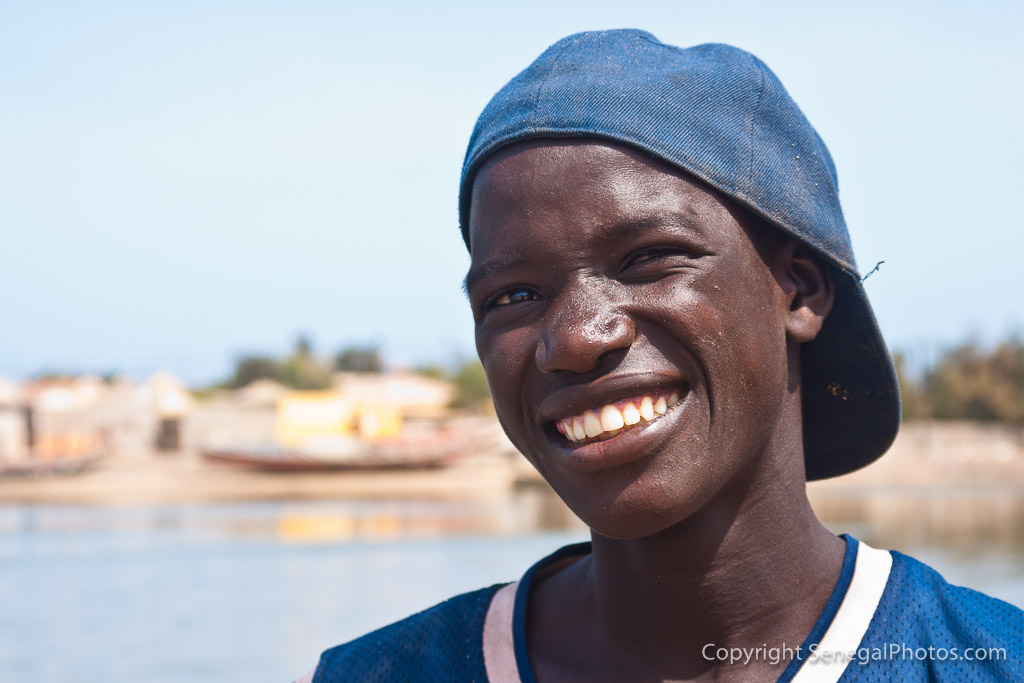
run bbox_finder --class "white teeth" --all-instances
[600,405,625,431]
[639,396,655,421]
[583,412,603,438]
[557,390,683,444]
[560,420,577,442]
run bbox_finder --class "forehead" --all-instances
[466,140,761,260]
[471,140,680,208]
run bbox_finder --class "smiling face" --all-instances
[466,140,821,539]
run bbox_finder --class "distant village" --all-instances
[0,368,479,469]
[0,336,504,478]
[1,337,1022,496]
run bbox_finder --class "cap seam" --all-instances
[637,31,676,53]
[530,39,573,131]
[744,53,767,200]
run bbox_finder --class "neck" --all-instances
[592,475,839,639]
[529,441,845,682]
[582,449,843,678]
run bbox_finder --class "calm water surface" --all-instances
[2,488,1022,682]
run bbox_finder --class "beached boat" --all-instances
[201,448,455,472]
[0,454,104,478]
[201,422,487,472]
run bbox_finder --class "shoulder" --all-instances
[849,549,1024,680]
[882,550,1024,636]
[312,583,504,683]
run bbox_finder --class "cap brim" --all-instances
[801,271,901,480]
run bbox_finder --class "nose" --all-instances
[535,283,635,374]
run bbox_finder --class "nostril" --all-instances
[535,313,635,374]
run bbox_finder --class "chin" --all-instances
[552,462,717,541]
[585,513,682,542]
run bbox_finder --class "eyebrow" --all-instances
[462,213,706,296]
[605,213,708,239]
[463,253,531,297]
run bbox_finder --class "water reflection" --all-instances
[0,484,586,544]
[1,486,1022,683]
[2,484,1020,550]
[810,487,1024,609]
[811,488,1024,554]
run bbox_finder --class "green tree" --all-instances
[925,338,1024,422]
[222,335,334,391]
[225,355,282,389]
[334,345,384,373]
[892,351,926,421]
[449,359,492,412]
[277,355,333,390]
[294,335,314,358]
[413,364,447,380]
[280,336,333,390]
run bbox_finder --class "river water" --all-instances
[2,487,1022,682]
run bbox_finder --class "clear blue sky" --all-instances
[2,1,1021,385]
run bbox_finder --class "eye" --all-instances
[486,287,540,309]
[626,251,662,266]
[621,247,693,271]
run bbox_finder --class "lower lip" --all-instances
[550,393,690,473]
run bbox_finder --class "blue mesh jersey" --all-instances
[311,538,1024,682]
[312,584,501,682]
[840,550,1023,681]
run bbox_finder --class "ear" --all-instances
[775,242,835,343]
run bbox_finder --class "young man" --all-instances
[306,30,1023,682]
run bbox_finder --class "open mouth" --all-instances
[553,389,683,445]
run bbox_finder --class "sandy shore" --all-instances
[2,421,1022,506]
[0,450,525,505]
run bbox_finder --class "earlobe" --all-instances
[780,243,835,344]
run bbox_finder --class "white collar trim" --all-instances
[481,541,893,683]
[482,581,520,682]
[789,540,893,683]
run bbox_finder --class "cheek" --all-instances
[696,297,790,470]
[476,326,533,389]
[476,327,536,445]
[649,276,787,421]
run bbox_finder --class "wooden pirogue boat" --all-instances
[201,423,486,472]
[0,454,104,478]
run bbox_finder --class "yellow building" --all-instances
[274,391,402,449]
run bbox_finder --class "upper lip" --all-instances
[537,372,686,424]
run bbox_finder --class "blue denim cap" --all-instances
[458,29,900,480]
